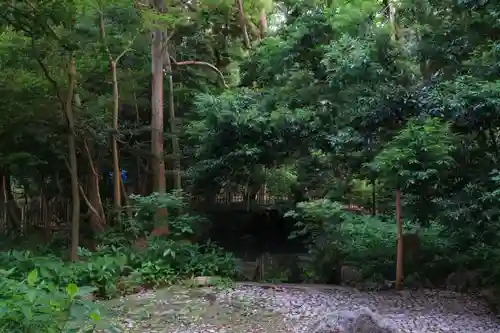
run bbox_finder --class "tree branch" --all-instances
[169,55,228,88]
[63,158,103,223]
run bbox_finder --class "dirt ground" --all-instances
[97,284,294,333]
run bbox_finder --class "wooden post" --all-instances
[395,188,404,289]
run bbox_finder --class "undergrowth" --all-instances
[288,198,500,288]
[0,191,240,332]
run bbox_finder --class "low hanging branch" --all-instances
[169,55,228,88]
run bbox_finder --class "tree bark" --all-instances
[0,171,21,234]
[164,44,182,190]
[382,0,397,41]
[98,9,134,221]
[151,0,169,231]
[65,55,80,262]
[236,0,251,49]
[110,60,122,219]
[83,139,106,233]
[151,6,166,193]
[259,8,267,39]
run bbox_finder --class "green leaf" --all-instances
[24,289,37,303]
[90,310,102,322]
[20,306,33,321]
[27,269,38,287]
[65,283,79,299]
[75,286,98,297]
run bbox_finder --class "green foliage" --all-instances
[369,117,456,188]
[0,191,239,317]
[128,191,210,238]
[290,198,500,287]
[1,0,500,313]
[0,238,239,301]
[264,166,298,198]
[0,268,104,333]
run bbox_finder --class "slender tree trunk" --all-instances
[130,71,145,195]
[65,55,80,261]
[83,140,106,233]
[99,9,129,221]
[151,7,166,193]
[164,44,182,190]
[259,8,267,39]
[395,188,404,289]
[383,0,397,41]
[236,0,251,49]
[87,170,105,231]
[110,60,122,219]
[0,171,21,234]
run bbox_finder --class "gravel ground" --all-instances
[102,283,500,332]
[220,284,500,333]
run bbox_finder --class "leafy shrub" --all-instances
[100,191,210,247]
[288,198,500,286]
[0,188,239,333]
[287,199,354,281]
[0,237,239,301]
[0,268,103,333]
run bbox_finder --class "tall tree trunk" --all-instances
[259,8,267,39]
[111,60,122,219]
[151,0,166,193]
[164,44,182,190]
[395,188,404,289]
[383,0,397,41]
[151,0,169,232]
[130,71,146,195]
[236,0,251,49]
[66,55,80,262]
[99,9,131,221]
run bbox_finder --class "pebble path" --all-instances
[218,285,500,332]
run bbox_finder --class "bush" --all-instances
[0,269,103,333]
[288,198,500,287]
[0,191,239,299]
[0,190,240,331]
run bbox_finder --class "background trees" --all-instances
[0,0,500,315]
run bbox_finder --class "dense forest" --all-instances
[1,0,500,331]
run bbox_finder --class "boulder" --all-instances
[350,308,400,333]
[306,307,401,333]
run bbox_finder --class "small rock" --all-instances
[191,276,222,287]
